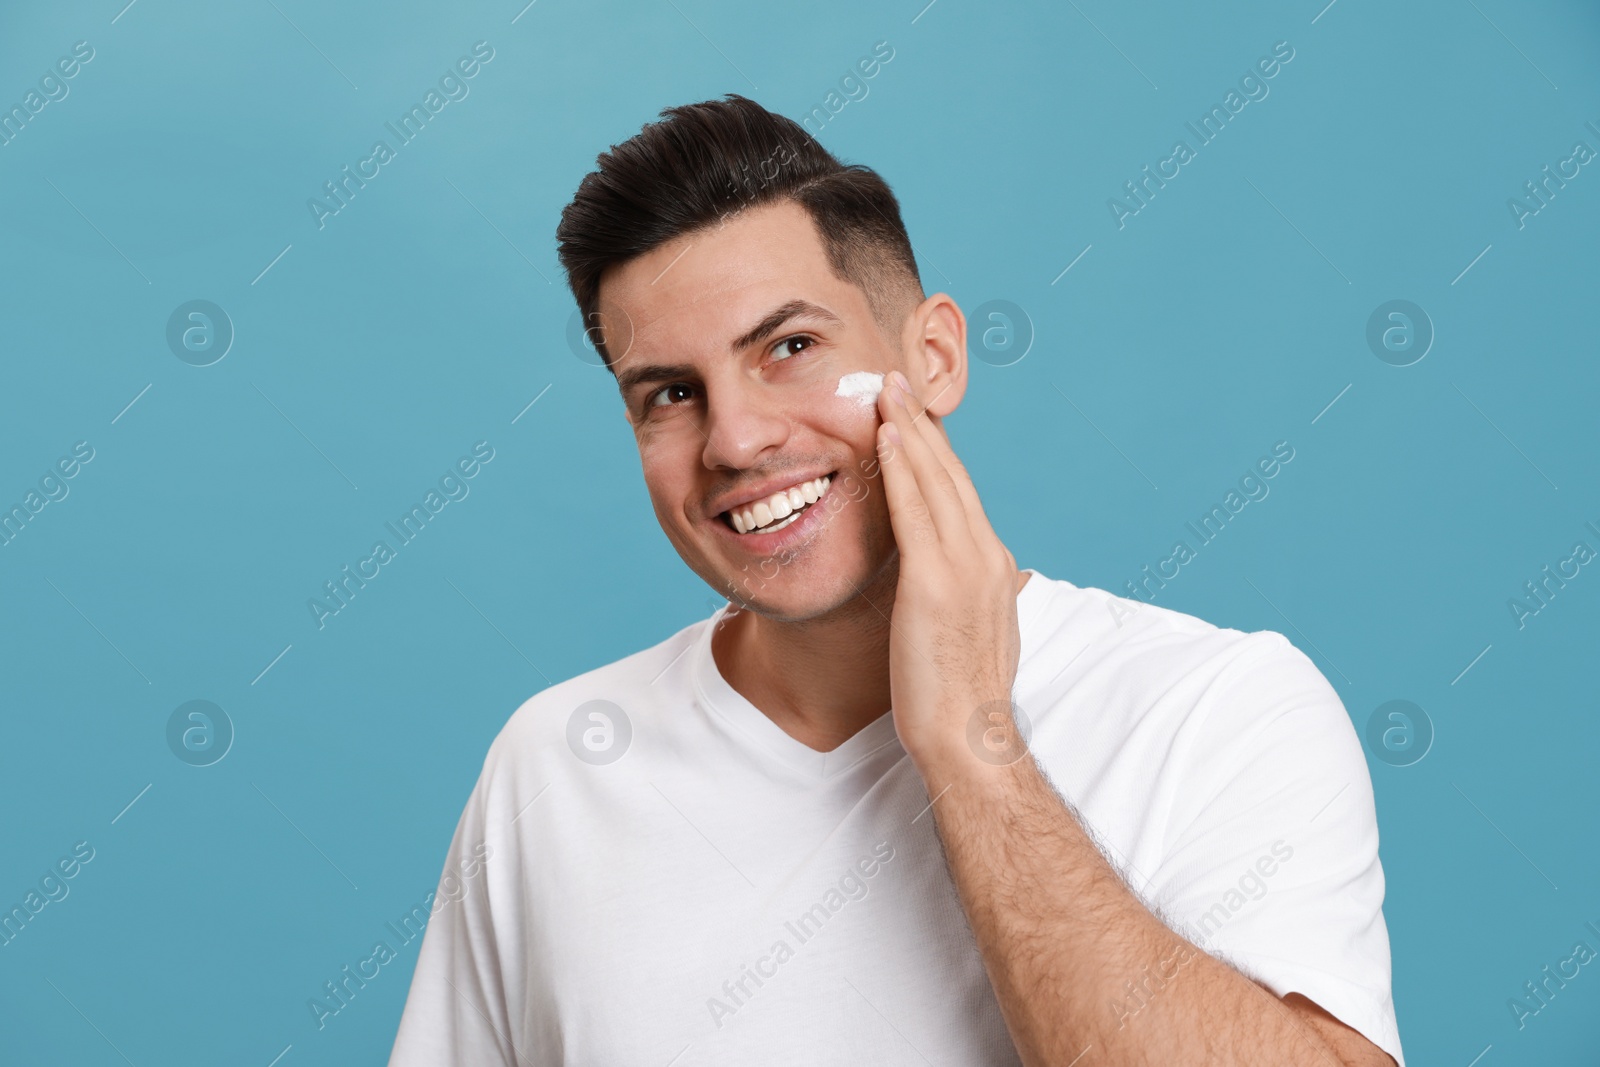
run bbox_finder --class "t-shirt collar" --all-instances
[689,567,1055,780]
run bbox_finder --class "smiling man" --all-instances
[388,95,1404,1066]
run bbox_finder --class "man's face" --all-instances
[596,200,933,621]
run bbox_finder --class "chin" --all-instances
[670,464,896,616]
[723,581,858,624]
[709,532,898,625]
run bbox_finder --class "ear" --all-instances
[901,293,968,418]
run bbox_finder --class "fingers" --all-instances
[877,371,975,554]
[875,407,938,556]
[907,403,988,528]
[896,375,1004,559]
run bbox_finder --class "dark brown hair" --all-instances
[555,94,924,372]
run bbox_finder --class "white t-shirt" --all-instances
[388,568,1404,1066]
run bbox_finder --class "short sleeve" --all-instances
[1146,632,1405,1066]
[388,759,522,1067]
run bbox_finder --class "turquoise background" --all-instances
[2,0,1597,1063]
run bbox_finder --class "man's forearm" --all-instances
[916,743,1350,1067]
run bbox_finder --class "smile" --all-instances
[722,472,835,534]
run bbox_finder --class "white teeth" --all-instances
[729,475,832,533]
[760,510,803,533]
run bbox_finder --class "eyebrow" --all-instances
[614,298,845,398]
[730,298,843,352]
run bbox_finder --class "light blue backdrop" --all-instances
[2,0,1597,1063]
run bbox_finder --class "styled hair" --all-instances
[555,94,924,372]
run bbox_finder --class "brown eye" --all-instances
[646,383,695,410]
[771,335,814,361]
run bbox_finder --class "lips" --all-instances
[712,470,841,554]
[724,473,833,534]
[713,470,837,531]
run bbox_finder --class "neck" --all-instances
[711,560,1031,753]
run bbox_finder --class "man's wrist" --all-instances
[907,725,1035,803]
[905,692,1027,769]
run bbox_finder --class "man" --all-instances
[388,95,1404,1065]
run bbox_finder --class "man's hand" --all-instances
[868,373,1397,1067]
[873,368,1023,772]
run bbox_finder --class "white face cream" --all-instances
[835,371,885,409]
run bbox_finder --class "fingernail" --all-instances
[891,370,910,391]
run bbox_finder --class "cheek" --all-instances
[832,371,885,414]
[638,446,697,524]
[811,372,884,462]
[635,412,699,468]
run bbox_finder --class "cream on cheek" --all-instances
[834,371,884,411]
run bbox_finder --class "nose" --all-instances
[700,376,792,471]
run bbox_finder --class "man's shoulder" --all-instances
[1078,584,1355,780]
[1022,571,1351,776]
[1024,570,1291,687]
[481,610,712,768]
